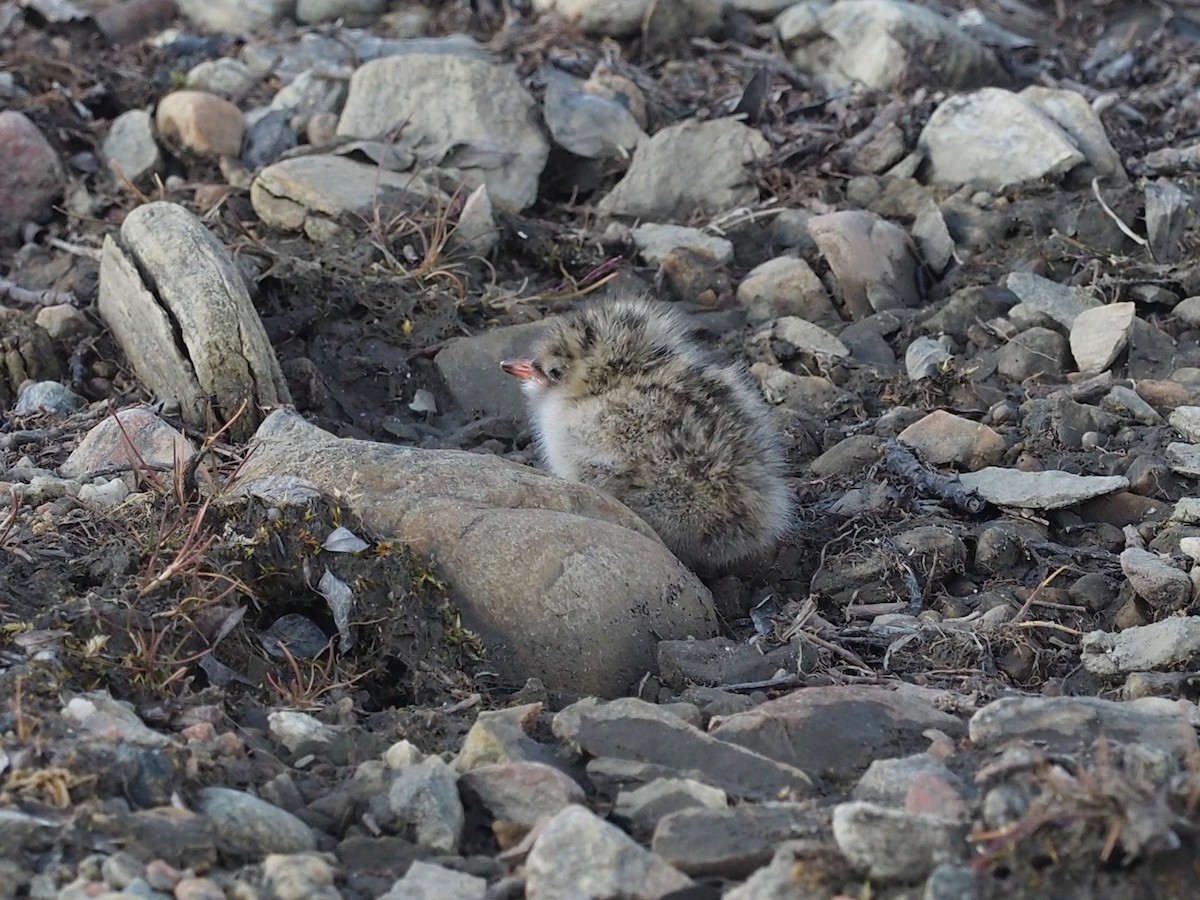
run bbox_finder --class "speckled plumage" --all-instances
[502,295,793,570]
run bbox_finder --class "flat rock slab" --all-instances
[1003,272,1099,329]
[652,802,824,878]
[570,697,815,801]
[919,87,1086,189]
[1081,617,1200,677]
[97,202,290,441]
[807,210,920,319]
[707,684,965,780]
[233,410,717,697]
[968,695,1198,760]
[957,467,1128,509]
[250,154,445,232]
[337,54,549,211]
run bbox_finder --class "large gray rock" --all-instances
[919,88,1087,189]
[784,0,1006,92]
[97,202,291,442]
[233,411,717,697]
[598,117,768,222]
[807,210,920,318]
[1081,617,1200,677]
[957,467,1128,510]
[337,54,549,210]
[434,321,550,422]
[250,154,445,232]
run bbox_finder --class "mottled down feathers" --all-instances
[502,295,793,570]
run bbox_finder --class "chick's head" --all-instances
[501,297,693,400]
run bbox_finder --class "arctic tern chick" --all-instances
[501,295,793,571]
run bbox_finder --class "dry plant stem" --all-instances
[138,497,216,597]
[1091,177,1150,254]
[1012,565,1069,624]
[0,276,78,309]
[43,236,103,262]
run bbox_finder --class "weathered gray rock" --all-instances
[598,118,768,222]
[543,70,646,160]
[176,0,293,32]
[1081,617,1200,677]
[653,803,823,878]
[379,861,486,900]
[269,69,349,132]
[251,154,445,233]
[1019,86,1126,183]
[1070,303,1135,373]
[632,224,733,267]
[969,695,1198,760]
[752,365,857,416]
[956,467,1128,510]
[920,88,1087,189]
[459,762,584,827]
[233,411,717,697]
[1166,441,1200,477]
[103,109,163,186]
[186,58,260,98]
[97,202,290,441]
[708,684,964,780]
[807,210,920,318]
[0,111,65,238]
[525,805,696,898]
[612,778,727,835]
[532,0,722,38]
[1169,406,1200,443]
[852,754,966,808]
[60,408,195,480]
[570,697,814,800]
[1003,272,1099,329]
[386,757,464,852]
[1119,548,1192,610]
[769,317,850,359]
[337,54,549,210]
[737,256,835,325]
[14,381,85,416]
[784,0,1005,92]
[905,336,952,380]
[832,801,967,881]
[195,787,317,862]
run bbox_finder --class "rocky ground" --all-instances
[3,0,1200,897]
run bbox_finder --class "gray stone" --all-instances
[897,410,1005,470]
[379,861,486,900]
[632,224,733,267]
[459,762,584,827]
[387,756,464,852]
[708,684,964,781]
[1070,303,1135,373]
[447,183,498,257]
[434,321,549,421]
[912,199,955,273]
[808,210,920,319]
[571,696,814,800]
[736,256,836,325]
[969,696,1195,763]
[919,88,1086,189]
[1019,86,1126,183]
[652,802,823,878]
[1081,618,1200,677]
[525,805,695,898]
[196,788,317,862]
[784,0,1005,92]
[751,365,856,416]
[0,111,65,238]
[993,326,1070,381]
[543,70,645,160]
[1166,441,1200,477]
[532,0,722,38]
[956,467,1128,510]
[337,54,549,210]
[185,58,260,98]
[770,316,849,359]
[832,801,967,881]
[657,637,799,690]
[270,69,349,132]
[1003,272,1100,329]
[456,703,559,771]
[1103,386,1164,425]
[1119,548,1191,610]
[598,117,767,222]
[251,154,445,233]
[103,109,163,186]
[296,0,385,26]
[63,691,175,748]
[924,863,980,900]
[175,0,293,33]
[612,778,727,835]
[61,408,195,480]
[852,754,965,807]
[14,381,85,415]
[233,411,717,697]
[1169,405,1200,442]
[98,202,290,442]
[724,840,852,899]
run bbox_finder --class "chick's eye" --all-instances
[546,366,564,381]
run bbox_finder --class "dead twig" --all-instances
[0,276,78,309]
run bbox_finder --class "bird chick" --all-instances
[501,295,793,571]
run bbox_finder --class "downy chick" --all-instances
[501,295,793,570]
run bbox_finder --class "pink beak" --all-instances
[500,358,549,386]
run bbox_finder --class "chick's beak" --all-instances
[500,358,549,386]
